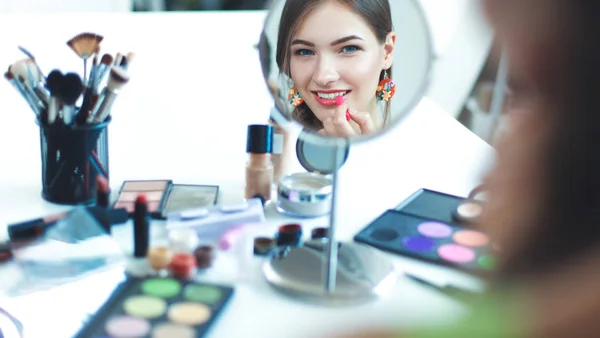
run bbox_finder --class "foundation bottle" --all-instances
[245,124,274,204]
[267,108,291,184]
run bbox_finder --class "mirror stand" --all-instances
[263,139,397,306]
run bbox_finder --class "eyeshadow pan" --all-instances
[152,323,195,338]
[123,180,170,192]
[123,295,167,319]
[456,202,483,219]
[478,255,495,269]
[183,285,222,304]
[142,278,181,298]
[453,230,489,247]
[417,222,452,238]
[105,316,150,337]
[119,191,165,202]
[371,228,399,241]
[402,236,435,252]
[437,244,475,263]
[167,302,211,326]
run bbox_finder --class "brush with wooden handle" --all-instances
[66,33,103,86]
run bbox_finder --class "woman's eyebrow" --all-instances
[291,35,364,47]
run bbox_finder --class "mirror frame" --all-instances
[259,0,436,146]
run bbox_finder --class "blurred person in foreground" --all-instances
[335,0,600,337]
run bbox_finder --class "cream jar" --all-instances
[276,172,332,218]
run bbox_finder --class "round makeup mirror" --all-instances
[259,0,434,143]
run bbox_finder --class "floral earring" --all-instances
[376,70,396,102]
[288,86,304,107]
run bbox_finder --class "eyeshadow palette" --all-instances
[75,277,234,338]
[354,210,496,276]
[112,180,219,219]
[394,188,466,225]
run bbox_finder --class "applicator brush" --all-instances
[88,66,130,124]
[66,32,103,85]
[60,73,83,125]
[46,70,64,124]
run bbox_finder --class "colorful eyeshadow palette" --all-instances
[394,188,466,225]
[112,180,219,219]
[354,210,496,276]
[75,277,234,338]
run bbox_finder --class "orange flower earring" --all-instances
[288,86,304,107]
[376,70,396,102]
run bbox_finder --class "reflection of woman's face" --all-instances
[289,1,390,123]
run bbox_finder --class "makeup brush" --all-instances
[113,53,123,67]
[4,71,40,116]
[60,73,83,125]
[10,59,49,106]
[46,70,64,124]
[123,52,135,70]
[66,33,103,85]
[17,46,46,79]
[92,54,113,93]
[96,175,110,209]
[8,60,46,114]
[88,66,130,124]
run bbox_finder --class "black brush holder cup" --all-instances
[39,117,111,205]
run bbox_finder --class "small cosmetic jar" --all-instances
[254,237,276,255]
[0,242,13,263]
[311,227,329,240]
[147,247,173,270]
[193,245,215,269]
[276,223,303,246]
[276,172,333,218]
[169,253,197,280]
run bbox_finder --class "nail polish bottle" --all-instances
[245,124,274,203]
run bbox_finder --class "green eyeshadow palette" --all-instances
[75,277,234,338]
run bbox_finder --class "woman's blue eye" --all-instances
[295,49,314,56]
[341,45,359,53]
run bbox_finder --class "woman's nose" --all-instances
[312,57,339,87]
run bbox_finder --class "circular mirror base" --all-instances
[262,240,397,306]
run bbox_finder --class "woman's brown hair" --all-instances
[482,0,600,282]
[275,0,393,131]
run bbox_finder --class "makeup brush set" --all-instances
[4,32,132,127]
[3,32,134,205]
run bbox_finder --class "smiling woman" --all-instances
[276,0,396,138]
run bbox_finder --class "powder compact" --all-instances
[275,134,348,218]
[75,277,234,338]
[354,210,496,276]
[112,180,219,219]
[276,172,332,218]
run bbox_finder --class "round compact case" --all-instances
[276,172,333,218]
[275,134,349,218]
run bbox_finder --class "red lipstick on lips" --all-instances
[312,90,349,107]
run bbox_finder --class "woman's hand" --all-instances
[318,101,377,137]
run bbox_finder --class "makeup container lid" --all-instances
[169,229,199,253]
[246,124,273,154]
[276,172,333,218]
[295,132,349,175]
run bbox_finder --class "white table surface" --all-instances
[0,12,495,338]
